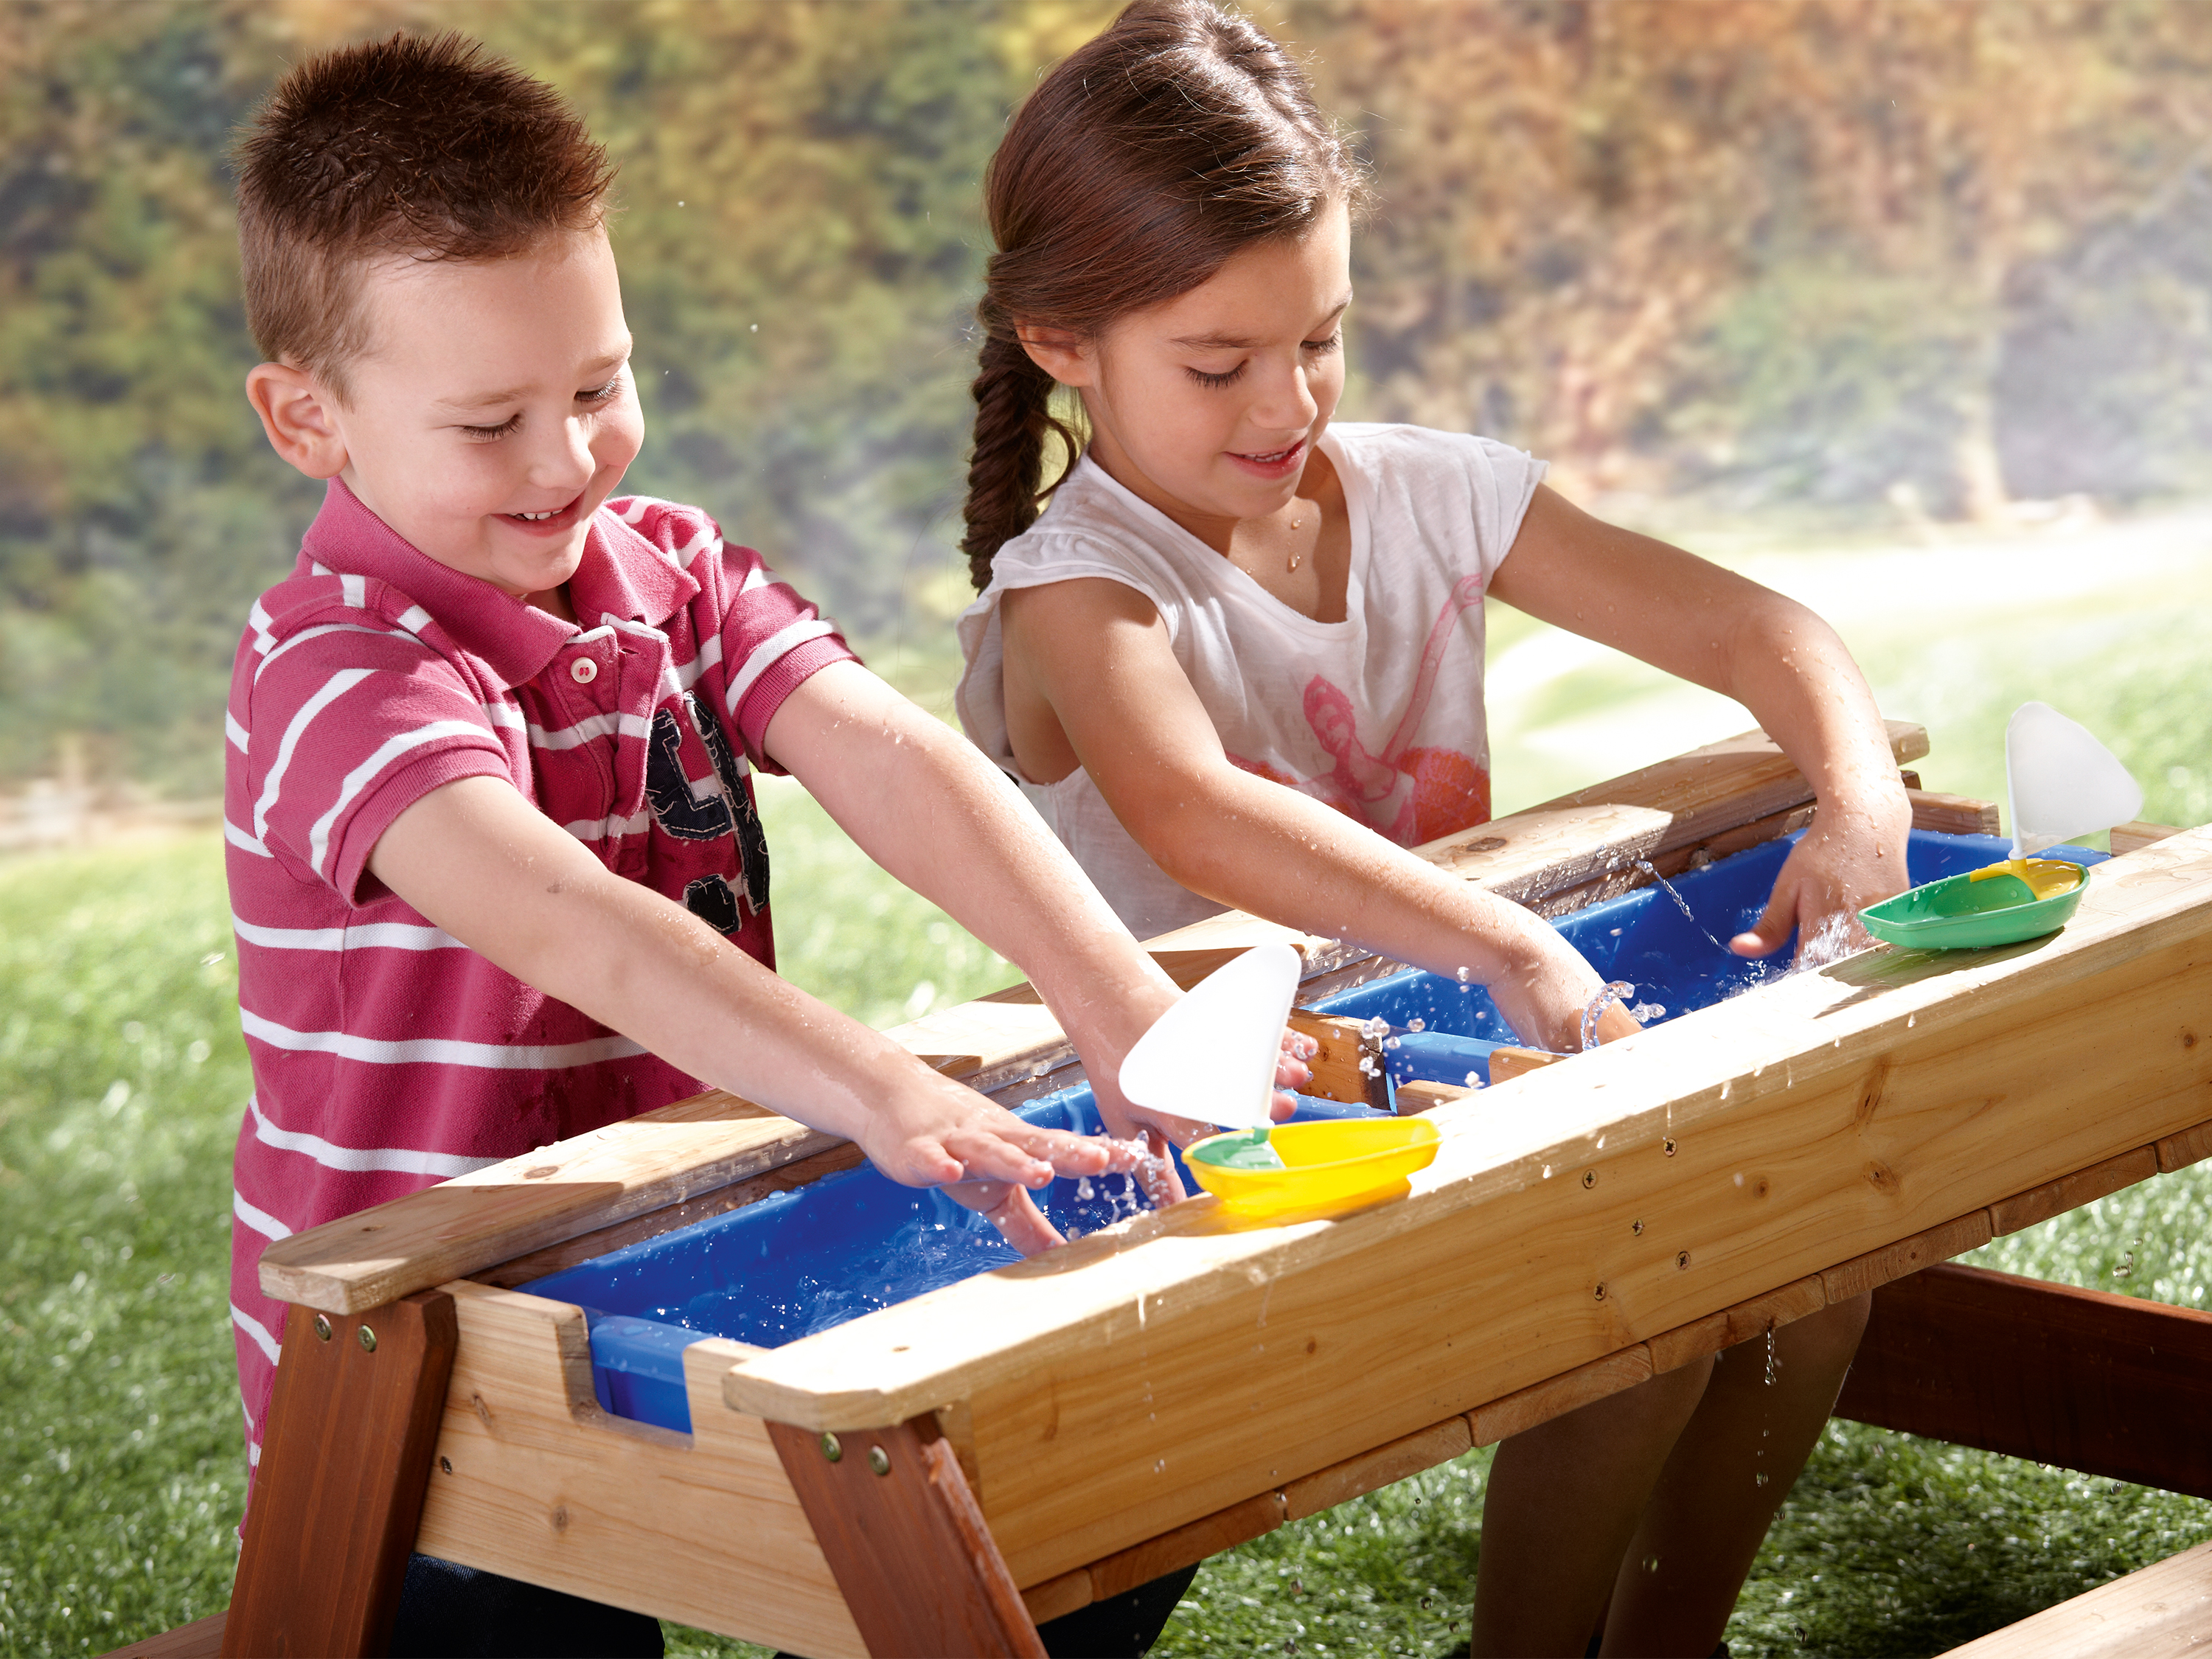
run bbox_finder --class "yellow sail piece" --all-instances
[1967,858,2084,902]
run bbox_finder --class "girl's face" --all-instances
[1032,199,1352,546]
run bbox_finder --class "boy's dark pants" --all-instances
[391,1552,1198,1658]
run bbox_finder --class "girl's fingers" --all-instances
[1133,1126,1186,1207]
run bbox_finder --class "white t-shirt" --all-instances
[956,422,1544,940]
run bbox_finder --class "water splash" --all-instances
[1582,981,1635,1051]
[1633,859,1736,957]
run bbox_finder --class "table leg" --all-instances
[768,1416,1046,1658]
[221,1290,458,1658]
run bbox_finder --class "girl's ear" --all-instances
[1014,323,1094,389]
[246,362,351,480]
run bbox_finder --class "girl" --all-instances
[953,4,1909,1654]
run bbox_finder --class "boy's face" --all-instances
[274,229,642,603]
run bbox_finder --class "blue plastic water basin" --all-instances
[532,827,2104,1430]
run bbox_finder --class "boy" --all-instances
[226,33,1278,1653]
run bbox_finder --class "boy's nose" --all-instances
[529,417,598,492]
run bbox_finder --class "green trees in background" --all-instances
[5,0,2211,797]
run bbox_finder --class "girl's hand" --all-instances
[1731,799,1913,960]
[1083,1026,1315,1208]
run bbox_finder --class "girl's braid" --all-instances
[960,322,1080,589]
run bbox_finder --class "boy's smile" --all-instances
[1022,198,1352,554]
[247,228,642,613]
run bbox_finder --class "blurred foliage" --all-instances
[6,0,2212,798]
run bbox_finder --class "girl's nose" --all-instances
[1250,355,1321,432]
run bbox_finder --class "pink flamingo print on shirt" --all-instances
[1231,572,1492,846]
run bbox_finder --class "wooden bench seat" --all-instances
[1940,1537,2212,1656]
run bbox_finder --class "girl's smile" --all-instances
[1019,198,1352,555]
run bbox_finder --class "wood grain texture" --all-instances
[1987,1146,2160,1236]
[1465,1345,1656,1447]
[1394,1079,1474,1114]
[2112,821,2187,856]
[1645,1275,1829,1376]
[1837,1263,2212,1502]
[1282,1416,1475,1521]
[1020,1569,1094,1627]
[2157,1116,2212,1174]
[767,1416,1047,1658]
[714,827,2212,1587]
[223,1291,456,1658]
[1286,1012,1387,1107]
[1936,1537,2212,1658]
[102,1615,225,1659]
[1085,1492,1288,1603]
[411,1281,866,1658]
[1487,1047,1564,1084]
[260,1093,841,1314]
[1907,788,2003,837]
[1820,1209,1994,1304]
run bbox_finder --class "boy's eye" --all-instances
[1304,332,1343,356]
[580,374,624,405]
[1186,363,1245,389]
[461,413,522,440]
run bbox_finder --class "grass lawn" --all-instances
[5,511,2211,1656]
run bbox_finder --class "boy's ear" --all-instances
[1014,323,1093,389]
[245,362,349,480]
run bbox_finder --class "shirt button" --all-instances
[569,657,598,685]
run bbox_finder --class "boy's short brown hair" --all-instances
[234,32,616,397]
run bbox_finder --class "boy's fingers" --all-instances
[1133,1127,1186,1207]
[946,1180,1063,1256]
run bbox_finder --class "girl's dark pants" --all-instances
[389,1551,1199,1658]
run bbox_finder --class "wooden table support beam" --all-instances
[1836,1262,2212,1499]
[221,1290,458,1658]
[768,1416,1047,1659]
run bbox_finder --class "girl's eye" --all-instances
[462,413,522,441]
[579,374,624,406]
[1304,332,1343,356]
[1186,364,1245,389]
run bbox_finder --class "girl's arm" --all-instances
[1486,486,1913,956]
[1000,580,1638,1054]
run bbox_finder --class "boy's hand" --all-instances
[1731,799,1913,961]
[859,1077,1147,1256]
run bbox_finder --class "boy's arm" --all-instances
[365,775,1144,1254]
[1486,484,1913,956]
[997,584,1638,1054]
[759,659,1310,1189]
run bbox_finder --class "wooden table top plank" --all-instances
[717,826,2212,1436]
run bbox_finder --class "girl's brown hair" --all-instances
[961,0,1363,587]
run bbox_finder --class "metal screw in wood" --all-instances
[313,1313,332,1342]
[1593,1283,1607,1301]
[1677,1251,1691,1270]
[1663,1137,1677,1156]
[867,1445,891,1476]
[819,1432,842,1462]
[1582,1169,1597,1189]
[358,1324,377,1352]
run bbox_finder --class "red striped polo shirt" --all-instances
[223,478,853,1474]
